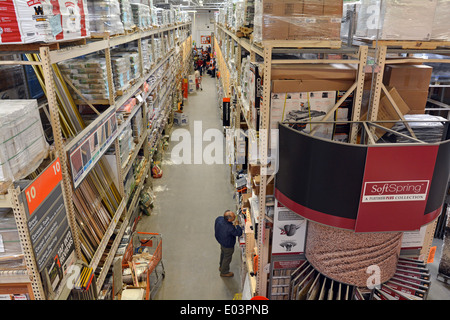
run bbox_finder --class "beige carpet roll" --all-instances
[305,221,403,287]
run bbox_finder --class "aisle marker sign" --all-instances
[24,158,62,215]
[22,157,75,283]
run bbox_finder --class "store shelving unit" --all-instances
[215,19,450,298]
[0,22,192,300]
[215,21,368,297]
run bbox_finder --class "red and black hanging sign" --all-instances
[275,124,450,233]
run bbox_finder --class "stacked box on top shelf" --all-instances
[131,3,151,29]
[88,0,125,36]
[253,0,343,42]
[0,0,90,44]
[119,0,136,32]
[59,56,111,101]
[0,100,49,193]
[355,0,450,41]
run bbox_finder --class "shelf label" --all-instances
[23,157,62,215]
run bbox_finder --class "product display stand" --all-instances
[0,22,192,300]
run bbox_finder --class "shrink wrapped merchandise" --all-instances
[254,0,343,42]
[0,208,24,269]
[0,0,90,44]
[431,0,450,40]
[119,0,136,31]
[253,0,262,43]
[141,39,153,72]
[386,114,447,143]
[111,55,131,91]
[153,38,162,61]
[255,0,343,40]
[131,3,151,29]
[0,100,49,192]
[354,0,437,41]
[340,1,360,40]
[88,0,124,35]
[59,55,112,100]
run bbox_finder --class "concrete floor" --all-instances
[136,74,241,300]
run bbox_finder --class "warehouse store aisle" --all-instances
[136,75,241,300]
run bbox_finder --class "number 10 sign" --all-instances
[22,157,75,275]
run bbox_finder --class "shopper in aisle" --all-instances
[214,210,243,277]
[194,67,202,90]
[197,58,204,76]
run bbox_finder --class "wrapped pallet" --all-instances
[0,208,24,269]
[0,0,90,44]
[59,55,112,101]
[431,0,450,40]
[254,0,343,42]
[87,0,125,35]
[355,0,437,41]
[0,100,49,193]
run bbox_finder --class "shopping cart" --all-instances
[122,232,165,300]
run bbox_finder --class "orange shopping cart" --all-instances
[122,232,165,300]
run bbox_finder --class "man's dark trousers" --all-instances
[220,245,234,274]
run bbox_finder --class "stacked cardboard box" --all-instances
[355,0,438,41]
[260,0,343,41]
[382,65,433,114]
[0,0,90,44]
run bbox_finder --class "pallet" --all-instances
[357,38,450,50]
[0,37,87,52]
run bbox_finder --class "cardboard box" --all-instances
[0,0,90,44]
[383,65,433,91]
[262,0,289,40]
[272,79,354,93]
[272,64,357,81]
[323,0,343,17]
[361,87,410,137]
[252,175,274,195]
[303,0,324,16]
[396,90,429,114]
[248,164,260,177]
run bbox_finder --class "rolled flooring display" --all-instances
[305,221,403,288]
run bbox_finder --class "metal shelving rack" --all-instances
[0,22,192,300]
[215,20,450,298]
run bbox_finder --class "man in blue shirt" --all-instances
[214,210,243,277]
